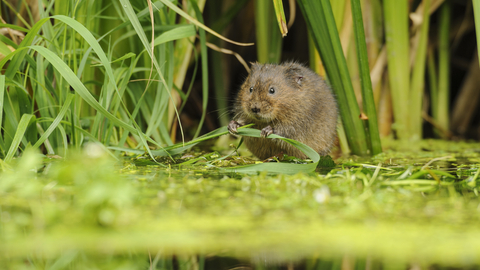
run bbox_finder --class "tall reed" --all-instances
[255,0,282,63]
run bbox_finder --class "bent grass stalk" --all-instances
[113,124,321,175]
[273,0,288,37]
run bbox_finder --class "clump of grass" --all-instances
[1,0,249,161]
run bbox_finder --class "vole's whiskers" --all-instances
[217,110,232,120]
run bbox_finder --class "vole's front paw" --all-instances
[228,120,242,135]
[261,125,274,138]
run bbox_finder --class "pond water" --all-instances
[1,139,480,269]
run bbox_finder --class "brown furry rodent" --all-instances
[228,62,338,160]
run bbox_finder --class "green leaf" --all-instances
[153,25,196,46]
[2,18,50,78]
[272,0,288,37]
[0,23,29,33]
[191,2,208,139]
[221,128,320,175]
[0,75,4,135]
[5,114,34,163]
[350,0,382,155]
[112,126,232,157]
[118,0,183,149]
[32,94,75,149]
[0,75,5,154]
[28,45,137,134]
[0,40,13,57]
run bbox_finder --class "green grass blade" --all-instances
[336,118,350,155]
[297,0,368,155]
[236,129,320,163]
[119,0,184,143]
[112,125,232,156]
[436,2,450,137]
[4,114,34,163]
[50,14,172,151]
[383,0,410,139]
[272,0,288,37]
[350,0,382,155]
[427,49,438,115]
[27,46,138,135]
[132,1,167,19]
[255,0,270,63]
[0,75,4,135]
[0,40,13,57]
[0,23,29,33]
[192,2,208,139]
[0,35,17,49]
[0,1,31,29]
[0,75,5,154]
[153,25,196,46]
[255,0,282,63]
[114,123,320,174]
[221,128,320,174]
[50,15,123,104]
[474,0,480,61]
[2,83,20,151]
[330,0,347,29]
[3,15,149,145]
[2,18,50,77]
[35,123,54,155]
[410,0,431,139]
[32,93,74,149]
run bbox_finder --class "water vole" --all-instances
[228,62,338,160]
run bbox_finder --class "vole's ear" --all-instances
[285,66,304,87]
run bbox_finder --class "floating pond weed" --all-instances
[1,143,480,267]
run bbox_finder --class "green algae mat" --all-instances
[2,138,480,269]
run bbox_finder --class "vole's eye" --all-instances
[268,87,275,94]
[249,87,253,93]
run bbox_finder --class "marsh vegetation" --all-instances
[1,0,480,268]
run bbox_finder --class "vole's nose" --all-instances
[251,107,260,113]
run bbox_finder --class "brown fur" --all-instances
[230,62,338,160]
